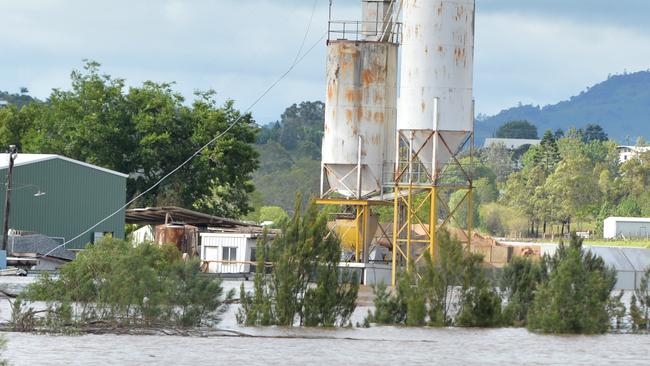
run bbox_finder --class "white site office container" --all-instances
[603,217,650,239]
[200,232,258,274]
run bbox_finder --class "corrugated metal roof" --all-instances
[588,246,635,272]
[620,247,650,272]
[126,206,258,229]
[0,154,128,178]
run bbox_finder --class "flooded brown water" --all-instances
[3,326,649,365]
[1,281,649,365]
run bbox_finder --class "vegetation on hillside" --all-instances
[473,122,650,238]
[253,101,324,212]
[477,70,650,143]
[0,60,259,218]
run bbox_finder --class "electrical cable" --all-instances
[40,27,327,259]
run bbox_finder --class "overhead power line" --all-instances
[41,24,326,259]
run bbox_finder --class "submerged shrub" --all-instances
[237,197,359,327]
[527,234,616,334]
[366,230,502,327]
[500,256,544,326]
[629,268,650,332]
[23,238,233,329]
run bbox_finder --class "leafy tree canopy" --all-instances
[495,120,538,139]
[0,60,259,218]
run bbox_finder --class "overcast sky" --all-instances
[1,0,649,123]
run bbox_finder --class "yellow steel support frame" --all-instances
[316,199,388,263]
[391,131,474,286]
[391,185,473,285]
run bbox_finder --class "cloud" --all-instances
[474,10,650,115]
[0,0,648,122]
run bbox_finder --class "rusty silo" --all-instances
[318,0,400,268]
[320,0,399,199]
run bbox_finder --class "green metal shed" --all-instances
[0,154,127,250]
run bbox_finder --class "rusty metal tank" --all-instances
[321,0,399,199]
[397,0,475,175]
[154,223,198,257]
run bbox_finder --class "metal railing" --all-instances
[382,161,476,187]
[327,20,402,43]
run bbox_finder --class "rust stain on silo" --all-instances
[373,112,385,124]
[327,84,334,101]
[362,69,374,85]
[345,109,353,123]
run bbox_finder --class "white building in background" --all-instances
[200,232,260,274]
[617,145,650,163]
[604,217,650,239]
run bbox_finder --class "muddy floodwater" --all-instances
[1,280,649,365]
[3,325,649,365]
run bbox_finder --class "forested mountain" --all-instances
[253,101,324,211]
[476,71,650,144]
[0,90,37,108]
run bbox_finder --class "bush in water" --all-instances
[366,230,503,327]
[237,197,359,327]
[500,256,545,326]
[527,234,617,334]
[23,238,233,329]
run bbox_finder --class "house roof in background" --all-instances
[0,153,128,178]
[484,138,541,149]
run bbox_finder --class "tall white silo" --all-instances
[321,0,399,199]
[390,0,476,286]
[397,0,475,177]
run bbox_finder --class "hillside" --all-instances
[476,71,650,144]
[0,90,38,109]
[253,101,324,211]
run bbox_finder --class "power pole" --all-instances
[1,145,17,252]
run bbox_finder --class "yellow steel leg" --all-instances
[467,187,473,248]
[355,206,362,262]
[392,187,399,286]
[406,185,412,264]
[363,206,369,264]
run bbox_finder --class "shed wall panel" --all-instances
[0,158,126,250]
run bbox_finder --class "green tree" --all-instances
[500,257,544,326]
[629,268,650,331]
[530,130,561,175]
[481,142,514,183]
[495,120,538,139]
[23,238,233,329]
[582,123,608,143]
[4,60,260,218]
[527,235,616,334]
[366,231,502,327]
[237,198,359,327]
